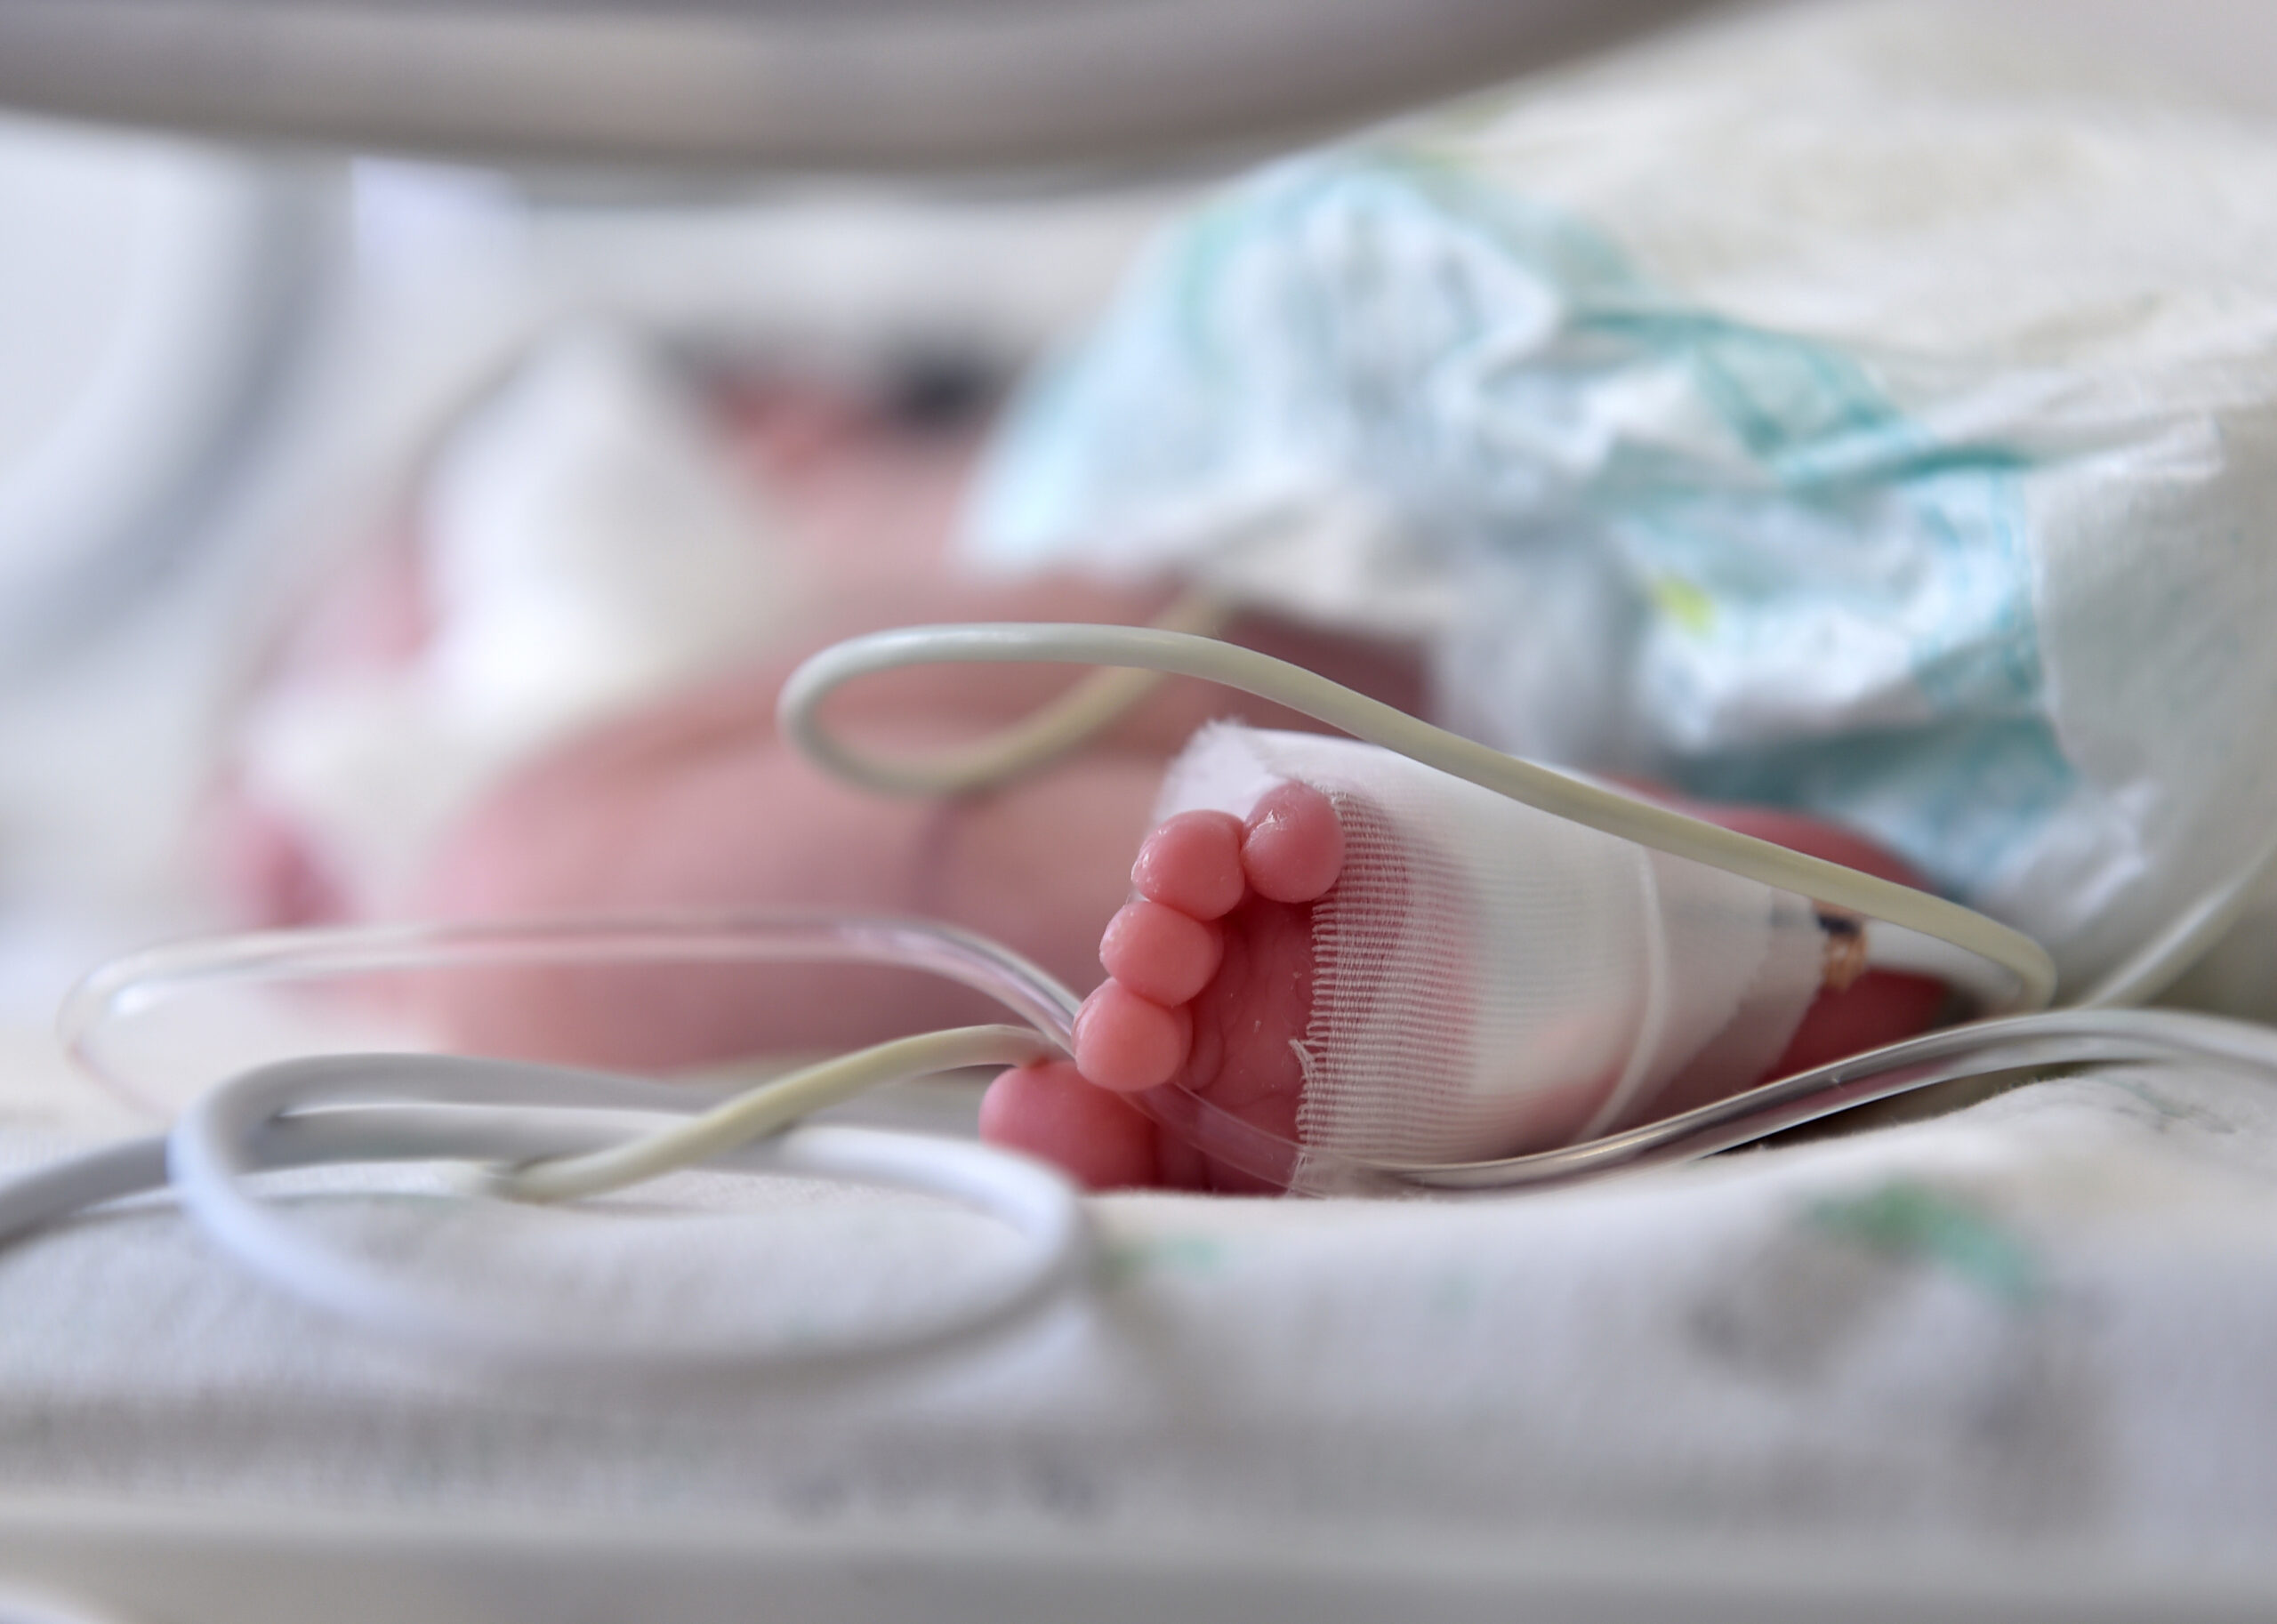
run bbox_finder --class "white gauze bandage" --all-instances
[1155,724,1826,1184]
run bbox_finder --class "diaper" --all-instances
[961,3,2277,998]
[1155,724,1822,1185]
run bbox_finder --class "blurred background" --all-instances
[0,0,2268,1070]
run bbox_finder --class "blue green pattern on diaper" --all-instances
[967,141,2077,901]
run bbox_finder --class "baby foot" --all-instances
[980,779,1953,1193]
[978,784,1344,1193]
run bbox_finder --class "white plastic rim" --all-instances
[0,0,1718,172]
[0,1588,136,1624]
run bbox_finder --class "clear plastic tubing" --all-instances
[62,910,1082,1117]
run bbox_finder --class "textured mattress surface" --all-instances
[7,1035,2277,1573]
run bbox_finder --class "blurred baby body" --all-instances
[224,326,992,925]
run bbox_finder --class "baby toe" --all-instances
[978,1060,1162,1190]
[1099,899,1224,1008]
[1241,782,1344,904]
[1130,809,1247,920]
[1073,980,1193,1093]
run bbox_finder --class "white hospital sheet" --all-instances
[4,1054,2277,1579]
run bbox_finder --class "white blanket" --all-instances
[5,1057,2277,1566]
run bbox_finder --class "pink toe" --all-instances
[1130,810,1246,921]
[1073,981,1193,1093]
[1100,899,1224,1008]
[978,1061,1161,1190]
[1242,782,1343,904]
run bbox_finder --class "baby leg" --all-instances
[397,602,1424,1070]
[980,780,1946,1192]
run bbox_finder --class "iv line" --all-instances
[525,612,2068,1201]
[22,913,1096,1370]
[776,619,2056,1015]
